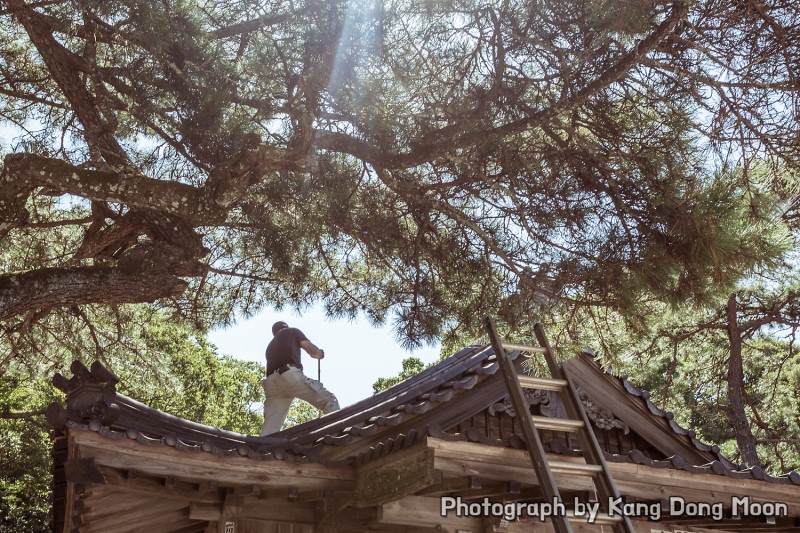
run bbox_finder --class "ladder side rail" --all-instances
[485,317,573,533]
[562,369,636,533]
[533,323,636,533]
[560,370,624,496]
[534,323,614,484]
[533,323,566,379]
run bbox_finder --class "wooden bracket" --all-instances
[354,443,435,507]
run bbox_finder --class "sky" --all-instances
[207,303,443,407]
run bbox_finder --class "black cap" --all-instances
[272,321,289,336]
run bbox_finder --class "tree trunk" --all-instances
[0,266,188,321]
[725,293,760,467]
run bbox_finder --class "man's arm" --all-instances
[300,339,324,359]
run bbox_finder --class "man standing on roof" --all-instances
[259,321,340,436]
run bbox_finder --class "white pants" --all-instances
[259,367,339,436]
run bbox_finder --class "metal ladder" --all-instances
[485,317,635,533]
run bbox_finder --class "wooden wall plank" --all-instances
[101,466,222,504]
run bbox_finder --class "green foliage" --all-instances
[486,201,800,472]
[1,0,800,511]
[0,374,56,533]
[559,274,800,473]
[283,399,322,428]
[620,326,800,472]
[3,0,798,351]
[372,357,426,394]
[124,323,263,434]
[587,0,657,35]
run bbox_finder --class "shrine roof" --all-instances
[48,344,800,486]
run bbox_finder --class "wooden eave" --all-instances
[59,428,800,533]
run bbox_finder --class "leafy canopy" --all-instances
[0,0,796,349]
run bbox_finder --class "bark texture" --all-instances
[0,266,187,322]
[725,294,761,467]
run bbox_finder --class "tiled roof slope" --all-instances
[47,360,307,463]
[275,344,497,443]
[48,345,800,486]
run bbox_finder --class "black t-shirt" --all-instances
[266,327,308,375]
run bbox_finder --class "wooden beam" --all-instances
[72,431,354,491]
[232,485,262,496]
[444,480,518,500]
[417,474,475,497]
[199,480,219,493]
[380,495,484,530]
[611,465,800,515]
[354,443,435,507]
[63,435,79,533]
[189,502,222,521]
[257,487,338,503]
[315,493,357,529]
[236,519,314,533]
[431,437,596,493]
[121,507,200,533]
[169,524,209,533]
[80,495,191,533]
[293,488,336,503]
[429,438,800,515]
[418,473,548,501]
[198,495,379,528]
[220,494,316,528]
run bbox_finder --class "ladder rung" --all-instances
[518,375,567,391]
[530,415,584,432]
[565,510,623,525]
[548,460,603,476]
[501,342,547,353]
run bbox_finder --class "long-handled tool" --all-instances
[316,356,322,419]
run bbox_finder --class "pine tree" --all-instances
[0,0,797,349]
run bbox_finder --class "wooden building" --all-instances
[46,343,800,533]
